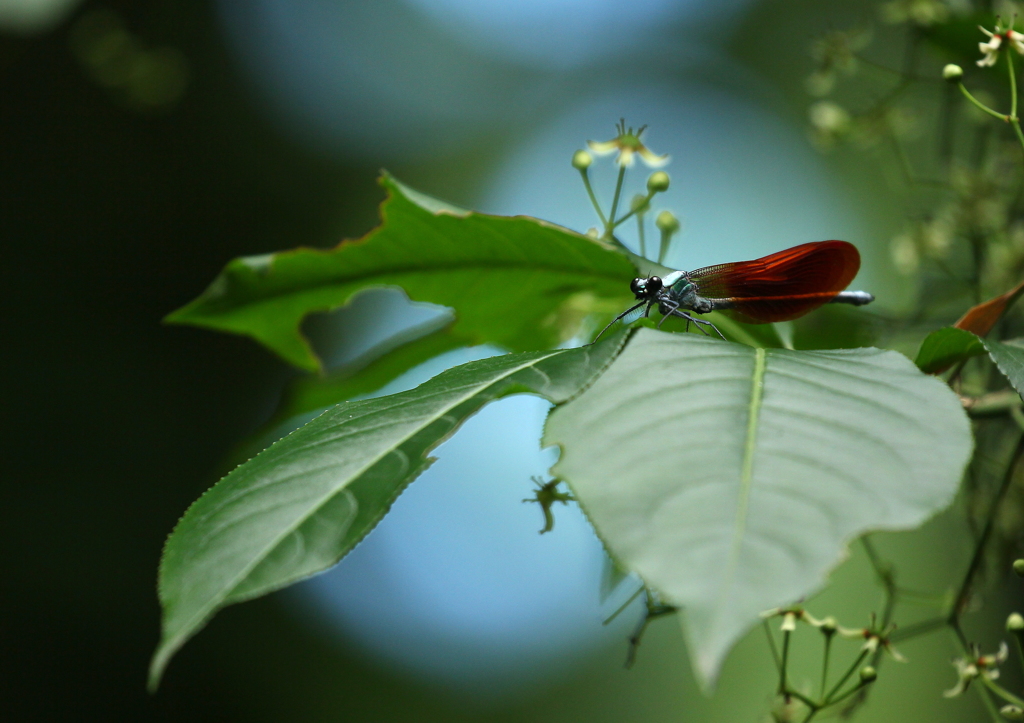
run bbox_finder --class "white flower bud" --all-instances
[943,64,964,81]
[572,149,593,170]
[1002,705,1024,720]
[1008,612,1024,632]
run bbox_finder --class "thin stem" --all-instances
[800,708,819,723]
[779,627,792,694]
[862,536,893,590]
[958,82,1011,121]
[893,587,946,605]
[636,213,646,259]
[978,680,1007,723]
[1008,54,1024,162]
[965,389,1024,417]
[623,596,676,668]
[825,679,873,707]
[950,433,1024,624]
[890,615,947,642]
[824,648,869,703]
[785,689,818,709]
[840,537,898,716]
[982,675,1024,707]
[658,228,671,264]
[820,634,833,700]
[603,584,645,626]
[1013,119,1024,161]
[1010,51,1019,121]
[1014,633,1024,676]
[607,165,626,230]
[611,193,651,230]
[579,170,607,227]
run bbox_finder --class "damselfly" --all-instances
[598,240,874,340]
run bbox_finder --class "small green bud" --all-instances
[647,171,670,193]
[942,64,964,81]
[859,666,877,683]
[1013,559,1024,577]
[655,210,680,234]
[630,194,649,213]
[572,149,593,170]
[1008,612,1024,632]
[821,616,838,634]
[1001,705,1024,720]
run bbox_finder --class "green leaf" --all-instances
[544,329,972,686]
[149,331,628,690]
[166,174,636,371]
[915,326,985,374]
[273,319,468,421]
[982,337,1024,395]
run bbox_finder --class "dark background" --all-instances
[2,2,386,718]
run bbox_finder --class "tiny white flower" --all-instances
[1010,31,1024,55]
[588,119,669,168]
[978,24,1024,67]
[944,659,979,698]
[781,612,798,632]
[979,27,1004,66]
[944,643,1009,697]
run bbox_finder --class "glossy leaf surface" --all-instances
[150,332,627,689]
[166,174,635,371]
[545,329,972,686]
[915,327,986,374]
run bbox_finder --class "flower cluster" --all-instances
[761,607,908,661]
[943,642,1009,697]
[978,23,1024,67]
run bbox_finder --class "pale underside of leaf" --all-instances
[544,329,972,687]
[150,332,627,690]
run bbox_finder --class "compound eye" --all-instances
[648,276,663,292]
[629,278,644,295]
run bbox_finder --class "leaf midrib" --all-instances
[718,347,766,611]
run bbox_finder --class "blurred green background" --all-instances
[3,0,1022,720]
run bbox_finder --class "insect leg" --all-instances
[594,301,647,342]
[656,300,679,329]
[691,316,726,340]
[669,309,727,340]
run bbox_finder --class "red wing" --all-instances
[690,240,861,323]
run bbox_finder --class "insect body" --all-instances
[599,240,875,340]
